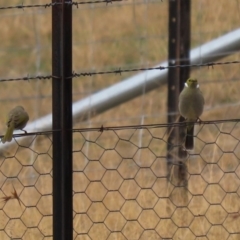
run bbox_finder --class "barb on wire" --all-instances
[0,0,124,11]
[72,118,240,132]
[0,2,60,10]
[70,60,240,78]
[70,0,126,8]
[0,75,58,83]
[1,60,239,83]
[2,118,239,139]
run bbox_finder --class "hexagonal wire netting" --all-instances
[0,134,52,239]
[1,120,240,239]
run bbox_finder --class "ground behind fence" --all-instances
[0,121,240,239]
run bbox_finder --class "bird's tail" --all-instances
[185,125,194,150]
[2,125,14,143]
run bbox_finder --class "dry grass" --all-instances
[0,0,239,128]
[0,0,240,239]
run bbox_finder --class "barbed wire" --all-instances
[70,60,240,77]
[0,60,239,83]
[5,118,240,140]
[73,118,240,132]
[0,74,54,82]
[0,2,58,10]
[0,0,126,11]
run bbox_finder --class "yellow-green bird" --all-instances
[2,106,29,143]
[178,78,204,150]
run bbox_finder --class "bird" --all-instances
[178,78,204,150]
[2,106,29,143]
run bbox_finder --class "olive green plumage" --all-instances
[2,106,29,143]
[178,78,204,149]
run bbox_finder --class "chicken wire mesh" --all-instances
[0,120,240,239]
[0,134,52,239]
[1,0,240,239]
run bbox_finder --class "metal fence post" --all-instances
[52,0,73,239]
[167,0,191,176]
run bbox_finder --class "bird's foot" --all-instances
[197,118,202,125]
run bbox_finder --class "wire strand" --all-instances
[7,118,240,140]
[0,60,239,83]
[0,0,126,11]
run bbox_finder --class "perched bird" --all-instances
[2,106,29,143]
[178,78,204,149]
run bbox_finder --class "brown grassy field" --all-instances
[0,0,240,127]
[0,0,240,239]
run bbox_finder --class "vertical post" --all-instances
[167,0,181,167]
[178,0,191,160]
[179,0,191,84]
[167,0,191,174]
[52,0,73,239]
[167,0,181,125]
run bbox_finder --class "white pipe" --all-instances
[2,28,240,147]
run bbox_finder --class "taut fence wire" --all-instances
[0,59,239,82]
[0,0,125,10]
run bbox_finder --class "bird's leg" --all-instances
[20,129,28,134]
